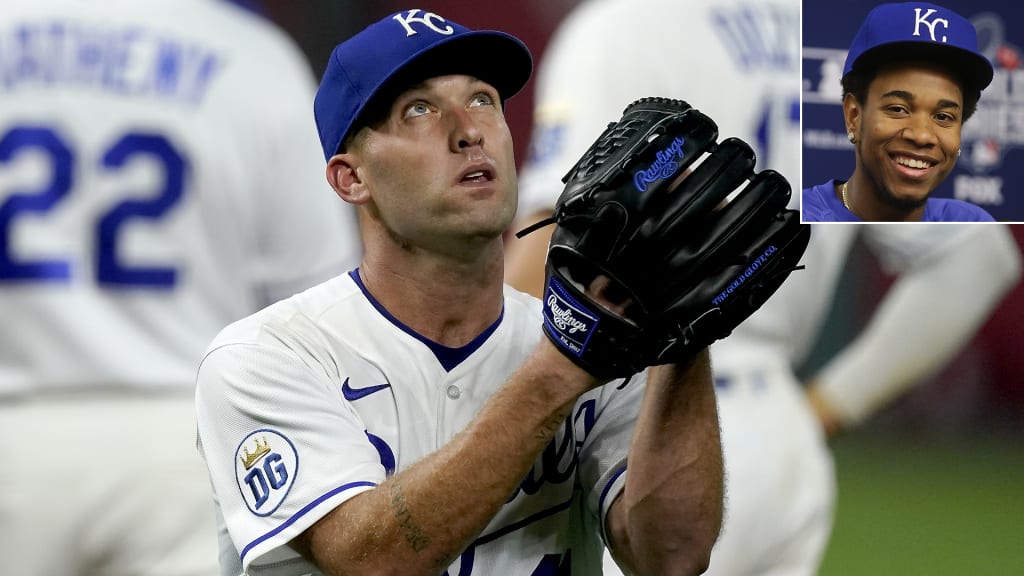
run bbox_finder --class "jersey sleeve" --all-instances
[195,330,386,574]
[572,372,647,544]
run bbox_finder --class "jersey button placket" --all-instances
[445,384,461,400]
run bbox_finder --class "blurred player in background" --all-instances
[801,2,996,222]
[504,0,1022,574]
[507,0,800,295]
[0,1,359,574]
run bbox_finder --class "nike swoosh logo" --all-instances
[342,377,391,402]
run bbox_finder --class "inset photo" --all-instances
[802,0,1021,222]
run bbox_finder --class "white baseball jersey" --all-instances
[518,1,1018,574]
[195,270,645,576]
[0,0,359,397]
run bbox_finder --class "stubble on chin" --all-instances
[875,183,930,211]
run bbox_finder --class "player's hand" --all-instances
[806,383,844,439]
[584,274,635,318]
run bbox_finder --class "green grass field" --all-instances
[820,435,1024,575]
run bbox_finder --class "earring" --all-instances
[847,131,856,143]
[957,148,962,157]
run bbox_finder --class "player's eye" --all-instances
[885,104,909,115]
[934,111,957,124]
[403,101,432,119]
[470,93,496,108]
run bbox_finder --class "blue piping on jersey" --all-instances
[598,466,627,514]
[348,268,504,371]
[239,480,376,564]
[472,496,575,548]
[597,466,627,544]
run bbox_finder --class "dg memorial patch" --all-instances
[235,429,298,516]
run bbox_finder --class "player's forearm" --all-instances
[293,341,596,576]
[812,225,1021,428]
[607,350,724,575]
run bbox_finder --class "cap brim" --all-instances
[391,31,533,102]
[847,42,994,93]
[348,31,533,138]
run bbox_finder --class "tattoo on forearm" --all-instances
[537,409,569,441]
[537,418,559,440]
[433,553,456,570]
[389,481,431,552]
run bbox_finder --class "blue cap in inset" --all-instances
[314,9,533,161]
[843,2,993,93]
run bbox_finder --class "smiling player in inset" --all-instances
[802,2,996,222]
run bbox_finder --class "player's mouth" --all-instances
[457,164,496,185]
[889,153,938,180]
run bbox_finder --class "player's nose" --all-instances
[899,114,940,147]
[448,107,484,151]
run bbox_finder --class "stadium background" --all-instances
[239,1,1023,573]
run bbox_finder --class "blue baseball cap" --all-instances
[843,2,993,93]
[314,9,533,161]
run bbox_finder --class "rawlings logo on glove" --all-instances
[543,277,600,357]
[634,136,687,192]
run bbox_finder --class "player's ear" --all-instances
[842,93,861,144]
[326,153,370,205]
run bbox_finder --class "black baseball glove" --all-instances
[518,97,810,380]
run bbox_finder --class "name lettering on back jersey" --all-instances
[711,4,799,71]
[0,21,222,106]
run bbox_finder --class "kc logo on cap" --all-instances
[912,7,949,43]
[392,9,455,37]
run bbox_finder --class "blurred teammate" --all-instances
[195,10,726,576]
[801,2,995,222]
[505,0,1021,574]
[0,1,359,574]
[508,0,800,293]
